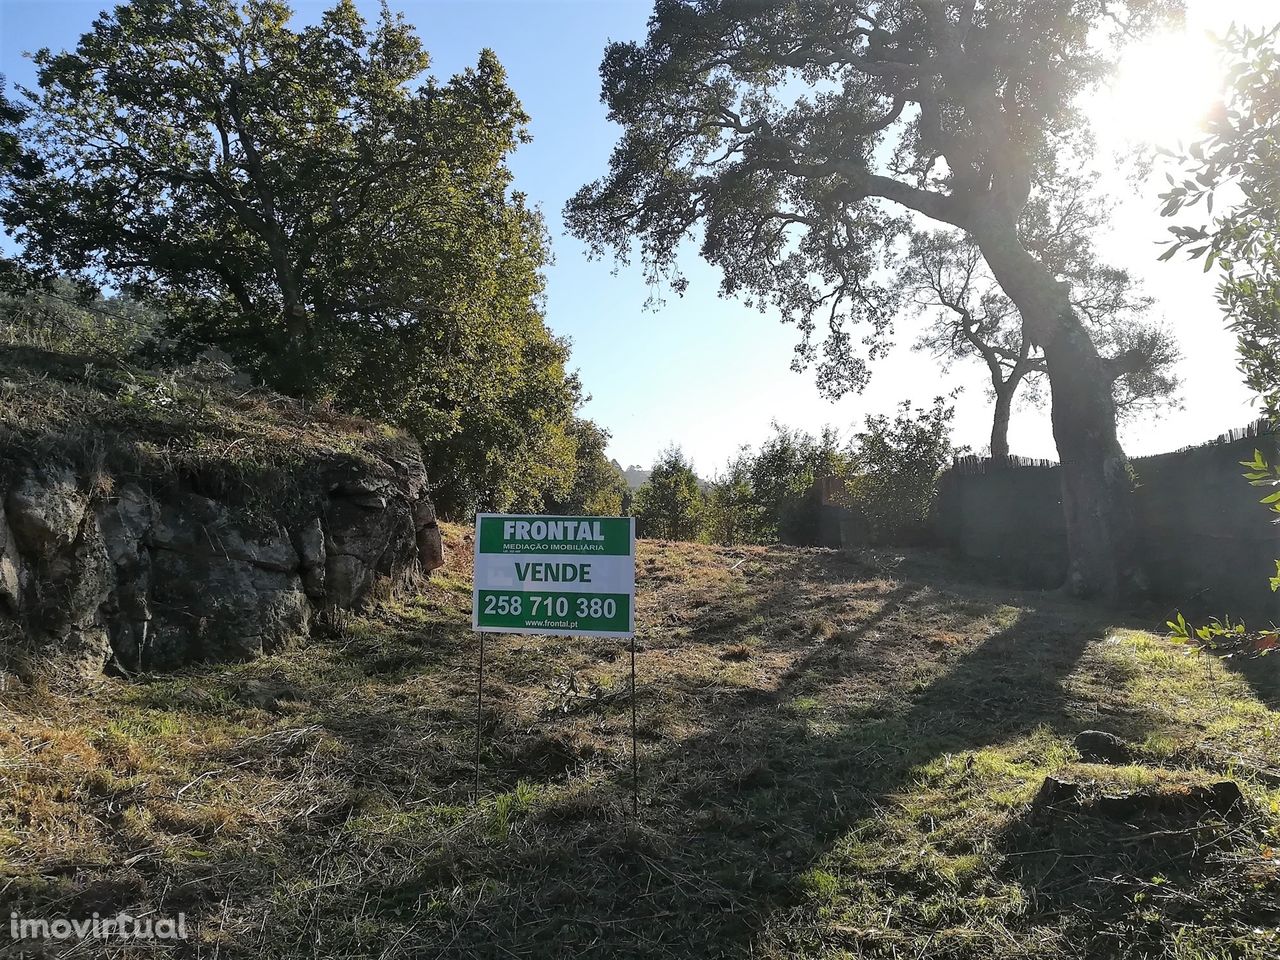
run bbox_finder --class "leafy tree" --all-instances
[0,80,32,295]
[700,424,854,546]
[702,450,758,546]
[908,181,1180,457]
[0,0,579,518]
[1161,25,1280,418]
[852,395,962,544]
[568,0,1182,600]
[633,446,704,540]
[748,423,851,544]
[0,82,19,174]
[547,418,631,516]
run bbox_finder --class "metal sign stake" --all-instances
[630,633,638,817]
[474,631,484,799]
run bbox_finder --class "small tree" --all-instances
[748,424,851,544]
[546,418,630,517]
[703,450,760,546]
[852,396,962,544]
[634,447,704,541]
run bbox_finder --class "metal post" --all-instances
[475,632,485,799]
[630,633,638,817]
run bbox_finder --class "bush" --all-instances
[852,396,962,545]
[634,447,703,541]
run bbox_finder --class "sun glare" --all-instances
[1091,30,1225,149]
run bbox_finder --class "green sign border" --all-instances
[477,515,632,556]
[475,589,631,633]
[472,514,636,638]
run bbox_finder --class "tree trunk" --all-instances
[990,387,1013,459]
[974,218,1144,602]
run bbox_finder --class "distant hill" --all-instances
[613,460,652,490]
[612,460,716,492]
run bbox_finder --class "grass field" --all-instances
[1,525,1278,958]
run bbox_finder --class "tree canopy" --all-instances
[852,393,961,543]
[634,446,704,540]
[1,0,582,517]
[568,0,1184,599]
[546,418,631,517]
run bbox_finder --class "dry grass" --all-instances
[0,525,1277,958]
[0,344,412,514]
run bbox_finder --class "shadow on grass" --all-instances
[374,568,1128,957]
[13,548,1271,959]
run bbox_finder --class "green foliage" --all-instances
[1240,447,1280,592]
[633,447,703,541]
[0,0,581,518]
[0,278,160,356]
[545,419,630,517]
[1161,26,1280,418]
[701,452,758,547]
[852,396,962,544]
[567,0,1179,399]
[566,0,1182,600]
[747,424,851,545]
[0,81,33,295]
[1166,611,1279,659]
[0,81,21,175]
[700,425,854,547]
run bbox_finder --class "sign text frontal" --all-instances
[473,515,635,637]
[478,516,632,555]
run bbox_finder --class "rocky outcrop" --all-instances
[0,455,443,676]
[0,345,446,677]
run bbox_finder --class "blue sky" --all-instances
[0,0,1272,474]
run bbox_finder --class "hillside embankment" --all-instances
[0,345,442,678]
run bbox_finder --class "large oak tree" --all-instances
[1,0,580,517]
[568,0,1182,600]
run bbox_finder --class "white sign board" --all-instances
[472,514,635,638]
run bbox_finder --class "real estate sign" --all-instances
[472,515,635,638]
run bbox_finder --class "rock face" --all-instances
[0,455,443,675]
